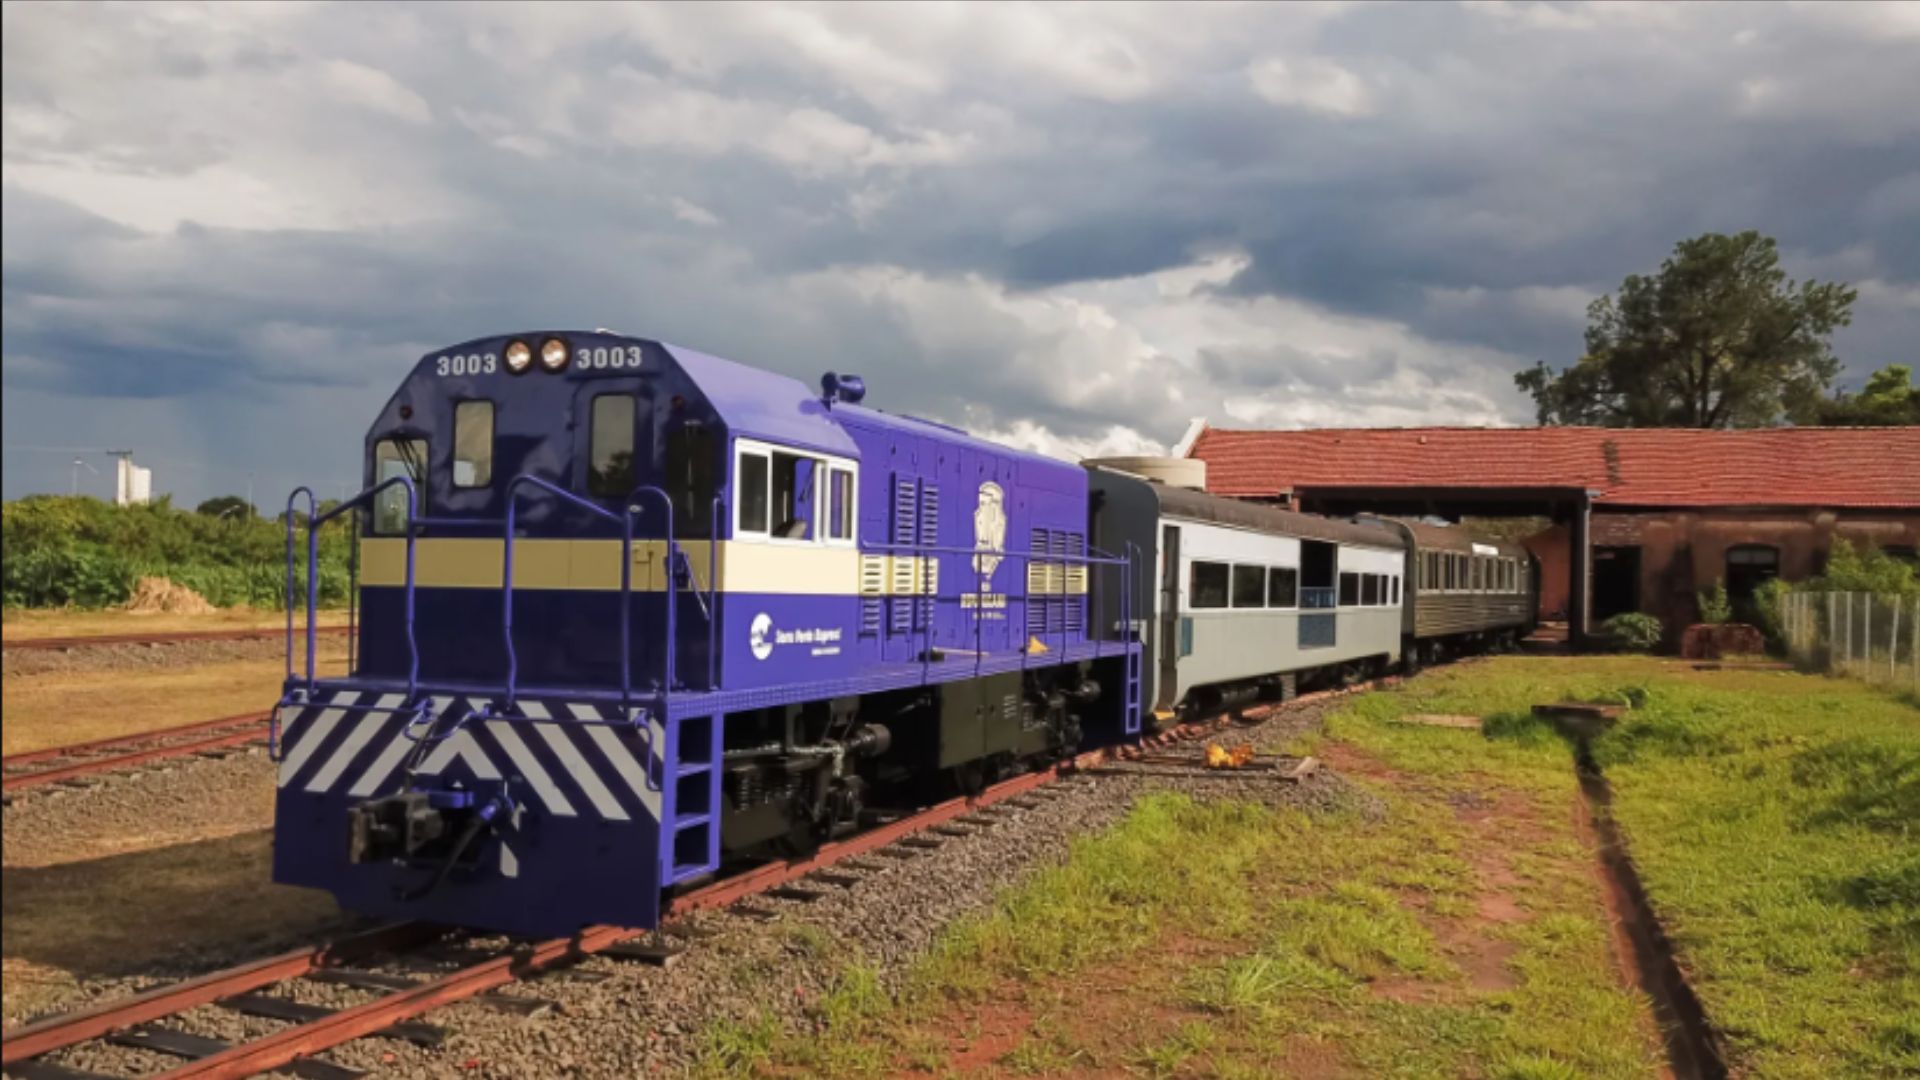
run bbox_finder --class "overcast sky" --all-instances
[4,1,1917,506]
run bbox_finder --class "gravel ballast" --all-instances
[11,693,1376,1078]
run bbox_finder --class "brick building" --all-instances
[1182,424,1920,643]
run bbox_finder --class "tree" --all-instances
[1816,364,1920,426]
[195,495,254,519]
[1516,231,1856,427]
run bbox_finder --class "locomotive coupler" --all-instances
[348,788,509,867]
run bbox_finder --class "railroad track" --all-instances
[1,713,273,796]
[0,680,1382,1079]
[3,626,350,652]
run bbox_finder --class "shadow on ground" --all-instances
[3,829,340,982]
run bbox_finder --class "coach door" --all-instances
[1158,524,1181,710]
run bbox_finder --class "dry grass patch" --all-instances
[1,644,347,755]
[2,607,347,642]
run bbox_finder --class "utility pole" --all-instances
[70,457,99,495]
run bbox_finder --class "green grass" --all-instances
[694,656,1915,1078]
[1332,656,1920,1079]
[702,742,1658,1076]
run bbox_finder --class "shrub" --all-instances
[2,494,354,610]
[1601,612,1664,653]
[1697,581,1732,624]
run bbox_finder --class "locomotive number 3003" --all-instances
[435,353,496,376]
[577,345,644,370]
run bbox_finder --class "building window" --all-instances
[1725,544,1780,603]
[589,394,636,497]
[1232,564,1266,608]
[1268,567,1298,608]
[1190,561,1229,609]
[452,401,494,488]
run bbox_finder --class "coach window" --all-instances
[1190,562,1229,610]
[1361,573,1379,606]
[371,437,427,535]
[1268,567,1298,608]
[452,401,494,488]
[1339,571,1360,607]
[1392,575,1401,605]
[588,394,636,497]
[1232,564,1265,609]
[826,466,856,544]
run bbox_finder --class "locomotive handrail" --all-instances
[499,475,636,713]
[620,483,678,711]
[287,477,422,701]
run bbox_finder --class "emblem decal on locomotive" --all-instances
[749,611,845,659]
[749,612,775,660]
[972,481,1006,588]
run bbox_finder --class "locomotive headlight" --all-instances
[540,338,569,371]
[503,339,533,373]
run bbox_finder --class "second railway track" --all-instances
[1,713,273,796]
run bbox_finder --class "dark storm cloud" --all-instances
[4,1,1918,504]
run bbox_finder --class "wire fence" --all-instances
[1780,591,1920,691]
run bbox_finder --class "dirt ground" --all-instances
[1,745,343,1023]
[1,641,349,755]
[2,608,347,642]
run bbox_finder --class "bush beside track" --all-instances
[2,495,353,610]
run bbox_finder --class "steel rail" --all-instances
[3,626,350,652]
[2,718,273,793]
[0,923,434,1065]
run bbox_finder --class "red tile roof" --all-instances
[1187,425,1920,509]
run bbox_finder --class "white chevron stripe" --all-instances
[417,728,503,781]
[346,724,415,798]
[569,702,667,766]
[534,722,628,821]
[276,692,354,788]
[304,694,404,793]
[347,695,457,797]
[585,723,661,821]
[485,720,577,817]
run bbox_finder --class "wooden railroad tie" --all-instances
[599,937,688,966]
[807,870,866,889]
[768,883,830,903]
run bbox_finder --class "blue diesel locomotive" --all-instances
[273,332,1142,936]
[273,330,1535,939]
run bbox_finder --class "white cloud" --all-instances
[670,197,721,227]
[1247,57,1374,117]
[320,60,432,125]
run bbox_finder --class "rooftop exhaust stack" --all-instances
[820,372,867,406]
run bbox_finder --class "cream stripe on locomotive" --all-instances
[358,538,1085,598]
[276,694,663,823]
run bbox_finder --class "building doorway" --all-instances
[1592,545,1640,623]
